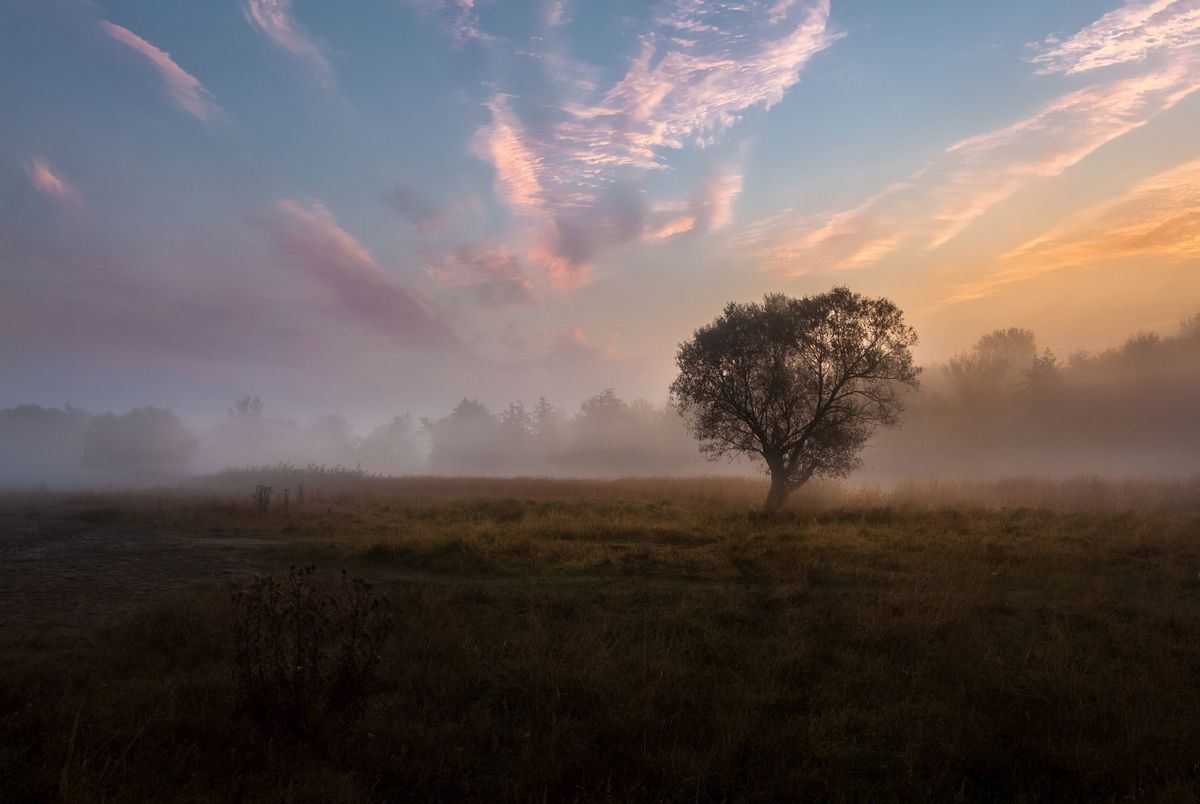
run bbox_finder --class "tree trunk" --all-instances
[763,467,789,512]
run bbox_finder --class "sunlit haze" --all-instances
[3,0,1198,436]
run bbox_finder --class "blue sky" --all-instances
[2,0,1198,427]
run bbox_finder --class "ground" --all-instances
[2,476,1200,802]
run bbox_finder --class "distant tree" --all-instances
[671,287,920,511]
[357,414,421,475]
[532,397,557,435]
[943,327,1036,415]
[81,406,199,480]
[424,398,504,473]
[227,395,264,420]
[1023,348,1063,397]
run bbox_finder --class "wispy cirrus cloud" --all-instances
[948,157,1200,302]
[255,200,457,347]
[465,0,833,288]
[752,28,1200,275]
[99,20,224,123]
[1031,0,1200,74]
[241,0,336,86]
[401,0,487,47]
[24,158,85,212]
[574,0,839,170]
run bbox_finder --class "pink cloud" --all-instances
[752,58,1200,275]
[24,158,85,211]
[463,2,823,289]
[241,0,336,86]
[552,0,839,172]
[427,244,536,305]
[471,99,547,209]
[256,200,457,347]
[1032,0,1200,74]
[642,169,742,241]
[690,170,743,230]
[644,216,697,241]
[99,21,223,122]
[549,327,616,364]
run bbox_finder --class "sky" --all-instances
[2,0,1199,428]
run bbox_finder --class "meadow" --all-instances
[3,472,1200,802]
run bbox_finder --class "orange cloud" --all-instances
[100,21,223,122]
[753,57,1200,275]
[24,158,85,211]
[947,157,1200,302]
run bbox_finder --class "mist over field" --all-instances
[2,316,1197,491]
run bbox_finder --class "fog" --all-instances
[2,316,1197,490]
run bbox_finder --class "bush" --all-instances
[230,565,394,738]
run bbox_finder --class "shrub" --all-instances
[230,565,394,737]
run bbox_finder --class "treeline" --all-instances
[867,315,1200,479]
[2,315,1197,488]
[0,390,716,488]
[0,404,196,487]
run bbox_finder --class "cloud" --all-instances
[24,158,85,211]
[255,200,457,347]
[1031,0,1200,74]
[644,216,697,241]
[642,168,742,241]
[550,0,839,172]
[689,170,743,230]
[382,179,448,233]
[947,157,1200,302]
[752,57,1200,274]
[99,20,224,122]
[427,244,536,305]
[549,327,616,365]
[241,0,336,86]
[464,1,832,288]
[472,98,547,210]
[401,0,487,47]
[546,0,569,28]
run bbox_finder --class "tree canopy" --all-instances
[670,287,920,510]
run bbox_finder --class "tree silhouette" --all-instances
[671,287,920,511]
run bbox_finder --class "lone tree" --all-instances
[670,287,920,511]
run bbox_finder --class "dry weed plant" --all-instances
[231,564,394,737]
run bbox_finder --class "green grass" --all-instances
[2,476,1200,801]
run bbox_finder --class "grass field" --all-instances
[2,474,1200,802]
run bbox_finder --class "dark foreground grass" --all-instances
[2,477,1200,801]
